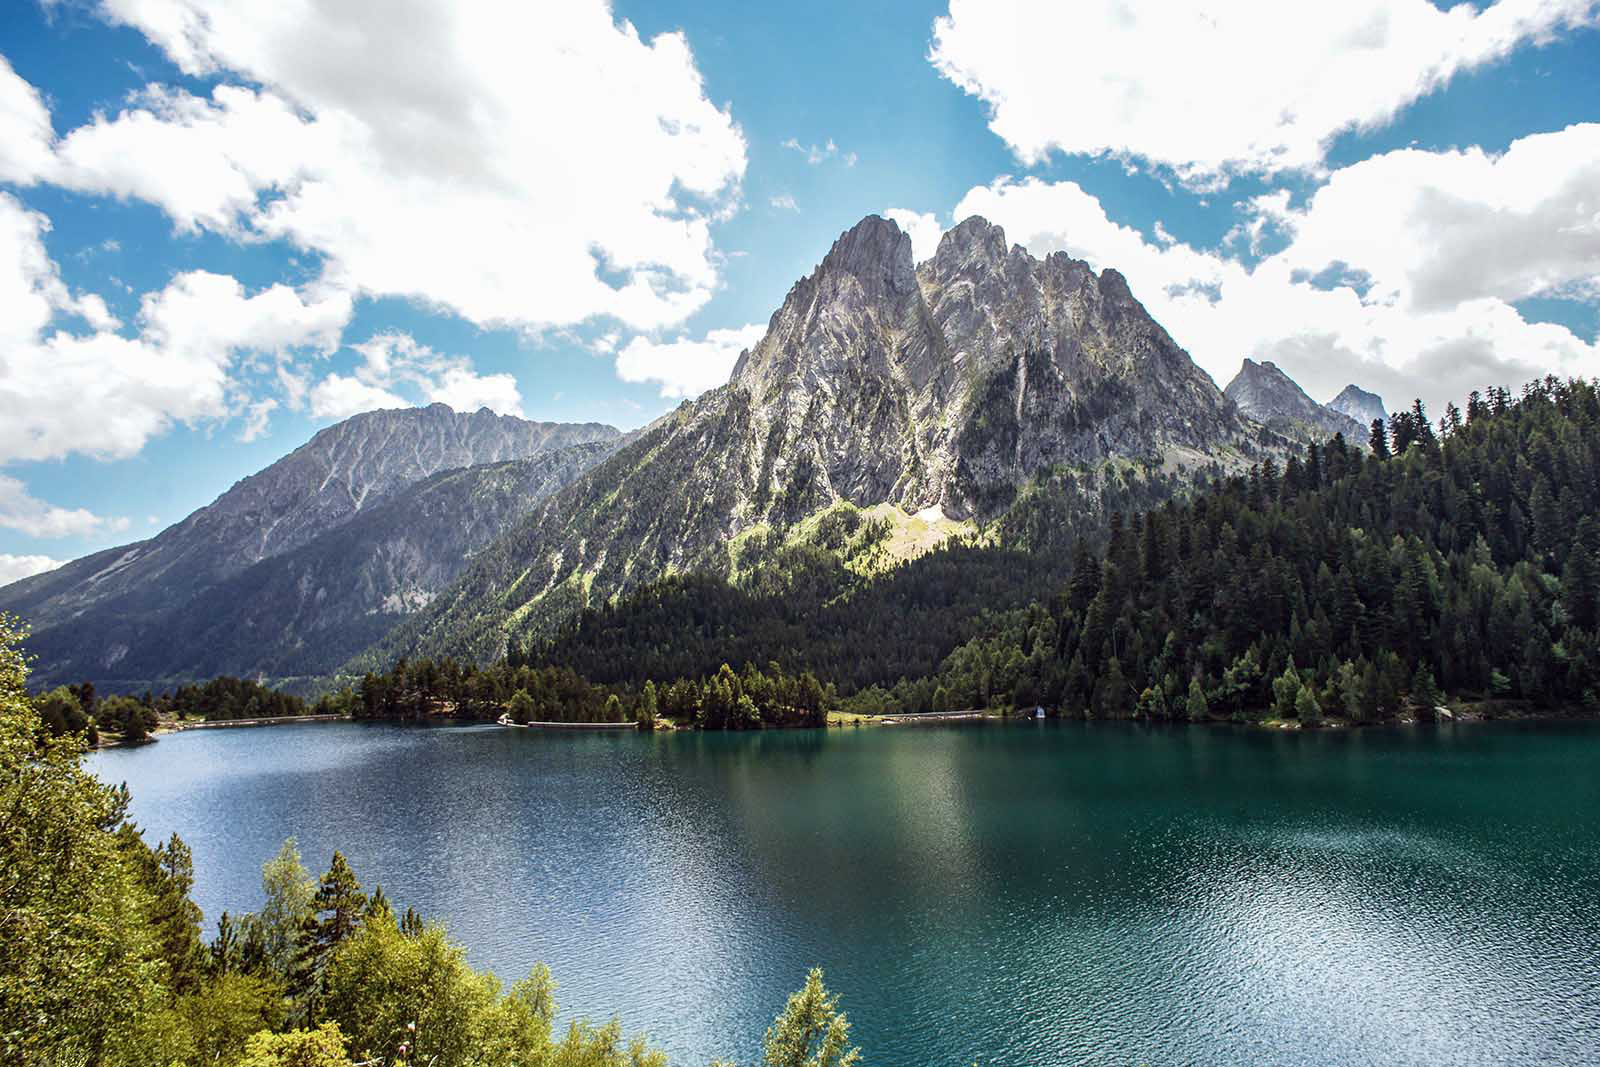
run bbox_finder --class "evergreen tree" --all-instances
[761,969,862,1067]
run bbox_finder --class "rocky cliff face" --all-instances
[372,215,1269,667]
[1,405,620,688]
[1225,359,1366,442]
[1327,384,1388,430]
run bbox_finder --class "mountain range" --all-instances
[1,215,1384,692]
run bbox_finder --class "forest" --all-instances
[1,617,865,1066]
[915,379,1600,721]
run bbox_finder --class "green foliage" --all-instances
[762,968,862,1067]
[167,676,308,722]
[0,619,729,1066]
[922,379,1600,723]
[238,1024,353,1067]
[249,839,319,981]
[0,614,166,1065]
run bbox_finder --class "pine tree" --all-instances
[292,852,367,1021]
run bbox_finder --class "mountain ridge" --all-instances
[2,406,621,687]
[357,214,1275,670]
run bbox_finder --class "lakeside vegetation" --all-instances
[33,676,312,746]
[1,615,866,1066]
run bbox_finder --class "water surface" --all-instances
[90,720,1600,1065]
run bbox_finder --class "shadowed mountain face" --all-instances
[2,406,619,688]
[367,215,1271,668]
[1225,358,1367,442]
[1328,384,1388,429]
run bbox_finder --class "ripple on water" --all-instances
[89,720,1600,1066]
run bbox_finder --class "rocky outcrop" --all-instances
[1225,359,1366,442]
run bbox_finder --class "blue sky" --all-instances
[1,0,1598,580]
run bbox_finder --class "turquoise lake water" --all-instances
[89,719,1600,1065]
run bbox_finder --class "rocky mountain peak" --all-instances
[1327,384,1387,429]
[1226,359,1365,441]
[815,214,915,298]
[932,215,1010,269]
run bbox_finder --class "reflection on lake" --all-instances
[90,719,1600,1065]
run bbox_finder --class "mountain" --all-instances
[2,406,619,688]
[1327,384,1388,430]
[1224,359,1367,441]
[366,215,1271,668]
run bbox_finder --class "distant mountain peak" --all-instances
[1225,359,1365,442]
[1327,384,1387,428]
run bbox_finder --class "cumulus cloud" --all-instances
[0,192,351,463]
[309,333,523,419]
[18,0,746,332]
[930,0,1600,180]
[884,209,946,264]
[770,193,799,212]
[615,323,767,398]
[0,553,62,586]
[1272,124,1600,310]
[952,124,1600,408]
[0,474,128,539]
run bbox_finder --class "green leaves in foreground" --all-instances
[762,968,862,1067]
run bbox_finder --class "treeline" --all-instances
[31,675,309,745]
[655,662,830,729]
[1,615,866,1066]
[921,378,1600,723]
[326,652,833,730]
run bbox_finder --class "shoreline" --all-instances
[94,713,351,749]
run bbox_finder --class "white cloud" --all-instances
[309,332,523,419]
[20,0,746,332]
[0,474,128,539]
[884,209,945,263]
[770,193,799,212]
[0,192,351,463]
[0,56,53,184]
[615,323,766,398]
[951,125,1600,409]
[930,0,1600,180]
[0,553,63,586]
[1273,124,1600,311]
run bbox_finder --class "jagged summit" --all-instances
[1225,358,1365,441]
[1328,384,1387,428]
[374,214,1268,667]
[816,214,916,293]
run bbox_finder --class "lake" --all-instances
[88,719,1600,1066]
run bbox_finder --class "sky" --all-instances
[1,0,1598,582]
